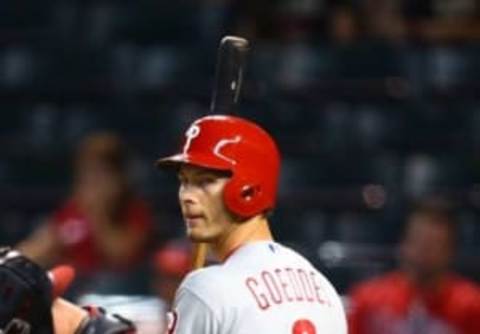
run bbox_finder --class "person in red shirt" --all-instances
[348,198,480,334]
[152,239,193,307]
[18,132,153,275]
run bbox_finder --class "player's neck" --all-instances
[213,215,273,262]
[403,266,448,291]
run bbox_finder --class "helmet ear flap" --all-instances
[240,184,260,201]
[223,176,266,219]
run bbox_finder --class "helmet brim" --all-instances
[155,153,232,172]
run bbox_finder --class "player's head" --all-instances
[400,197,457,283]
[74,132,129,190]
[156,115,281,241]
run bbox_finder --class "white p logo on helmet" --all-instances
[182,124,201,155]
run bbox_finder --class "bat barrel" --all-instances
[210,36,250,114]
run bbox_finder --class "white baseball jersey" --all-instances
[166,241,347,334]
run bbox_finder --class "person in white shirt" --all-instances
[155,115,347,334]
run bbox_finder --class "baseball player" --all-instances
[158,114,347,333]
[1,114,347,334]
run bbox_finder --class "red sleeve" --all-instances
[459,282,480,334]
[466,301,480,334]
[347,285,368,334]
[347,273,406,334]
[127,198,154,232]
[473,292,480,334]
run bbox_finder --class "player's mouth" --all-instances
[184,213,205,226]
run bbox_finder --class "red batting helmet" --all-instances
[156,115,281,219]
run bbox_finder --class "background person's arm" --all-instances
[53,299,89,334]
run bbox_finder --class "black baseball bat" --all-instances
[209,36,250,115]
[193,36,250,269]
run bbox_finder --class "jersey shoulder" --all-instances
[177,265,232,301]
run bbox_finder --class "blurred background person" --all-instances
[152,238,192,307]
[70,239,193,334]
[347,198,480,334]
[18,132,154,295]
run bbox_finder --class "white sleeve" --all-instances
[167,287,220,334]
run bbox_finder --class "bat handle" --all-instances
[192,243,208,270]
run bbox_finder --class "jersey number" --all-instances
[292,319,316,334]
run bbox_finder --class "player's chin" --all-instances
[186,229,217,243]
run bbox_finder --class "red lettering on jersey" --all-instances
[275,268,294,302]
[286,267,304,301]
[309,271,327,305]
[297,269,315,302]
[261,271,283,304]
[246,277,271,310]
[247,268,333,311]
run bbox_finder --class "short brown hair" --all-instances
[75,132,128,173]
[406,196,458,244]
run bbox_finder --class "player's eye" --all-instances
[197,176,216,186]
[177,175,187,184]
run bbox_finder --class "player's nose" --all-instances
[178,183,199,205]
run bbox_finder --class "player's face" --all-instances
[178,165,234,243]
